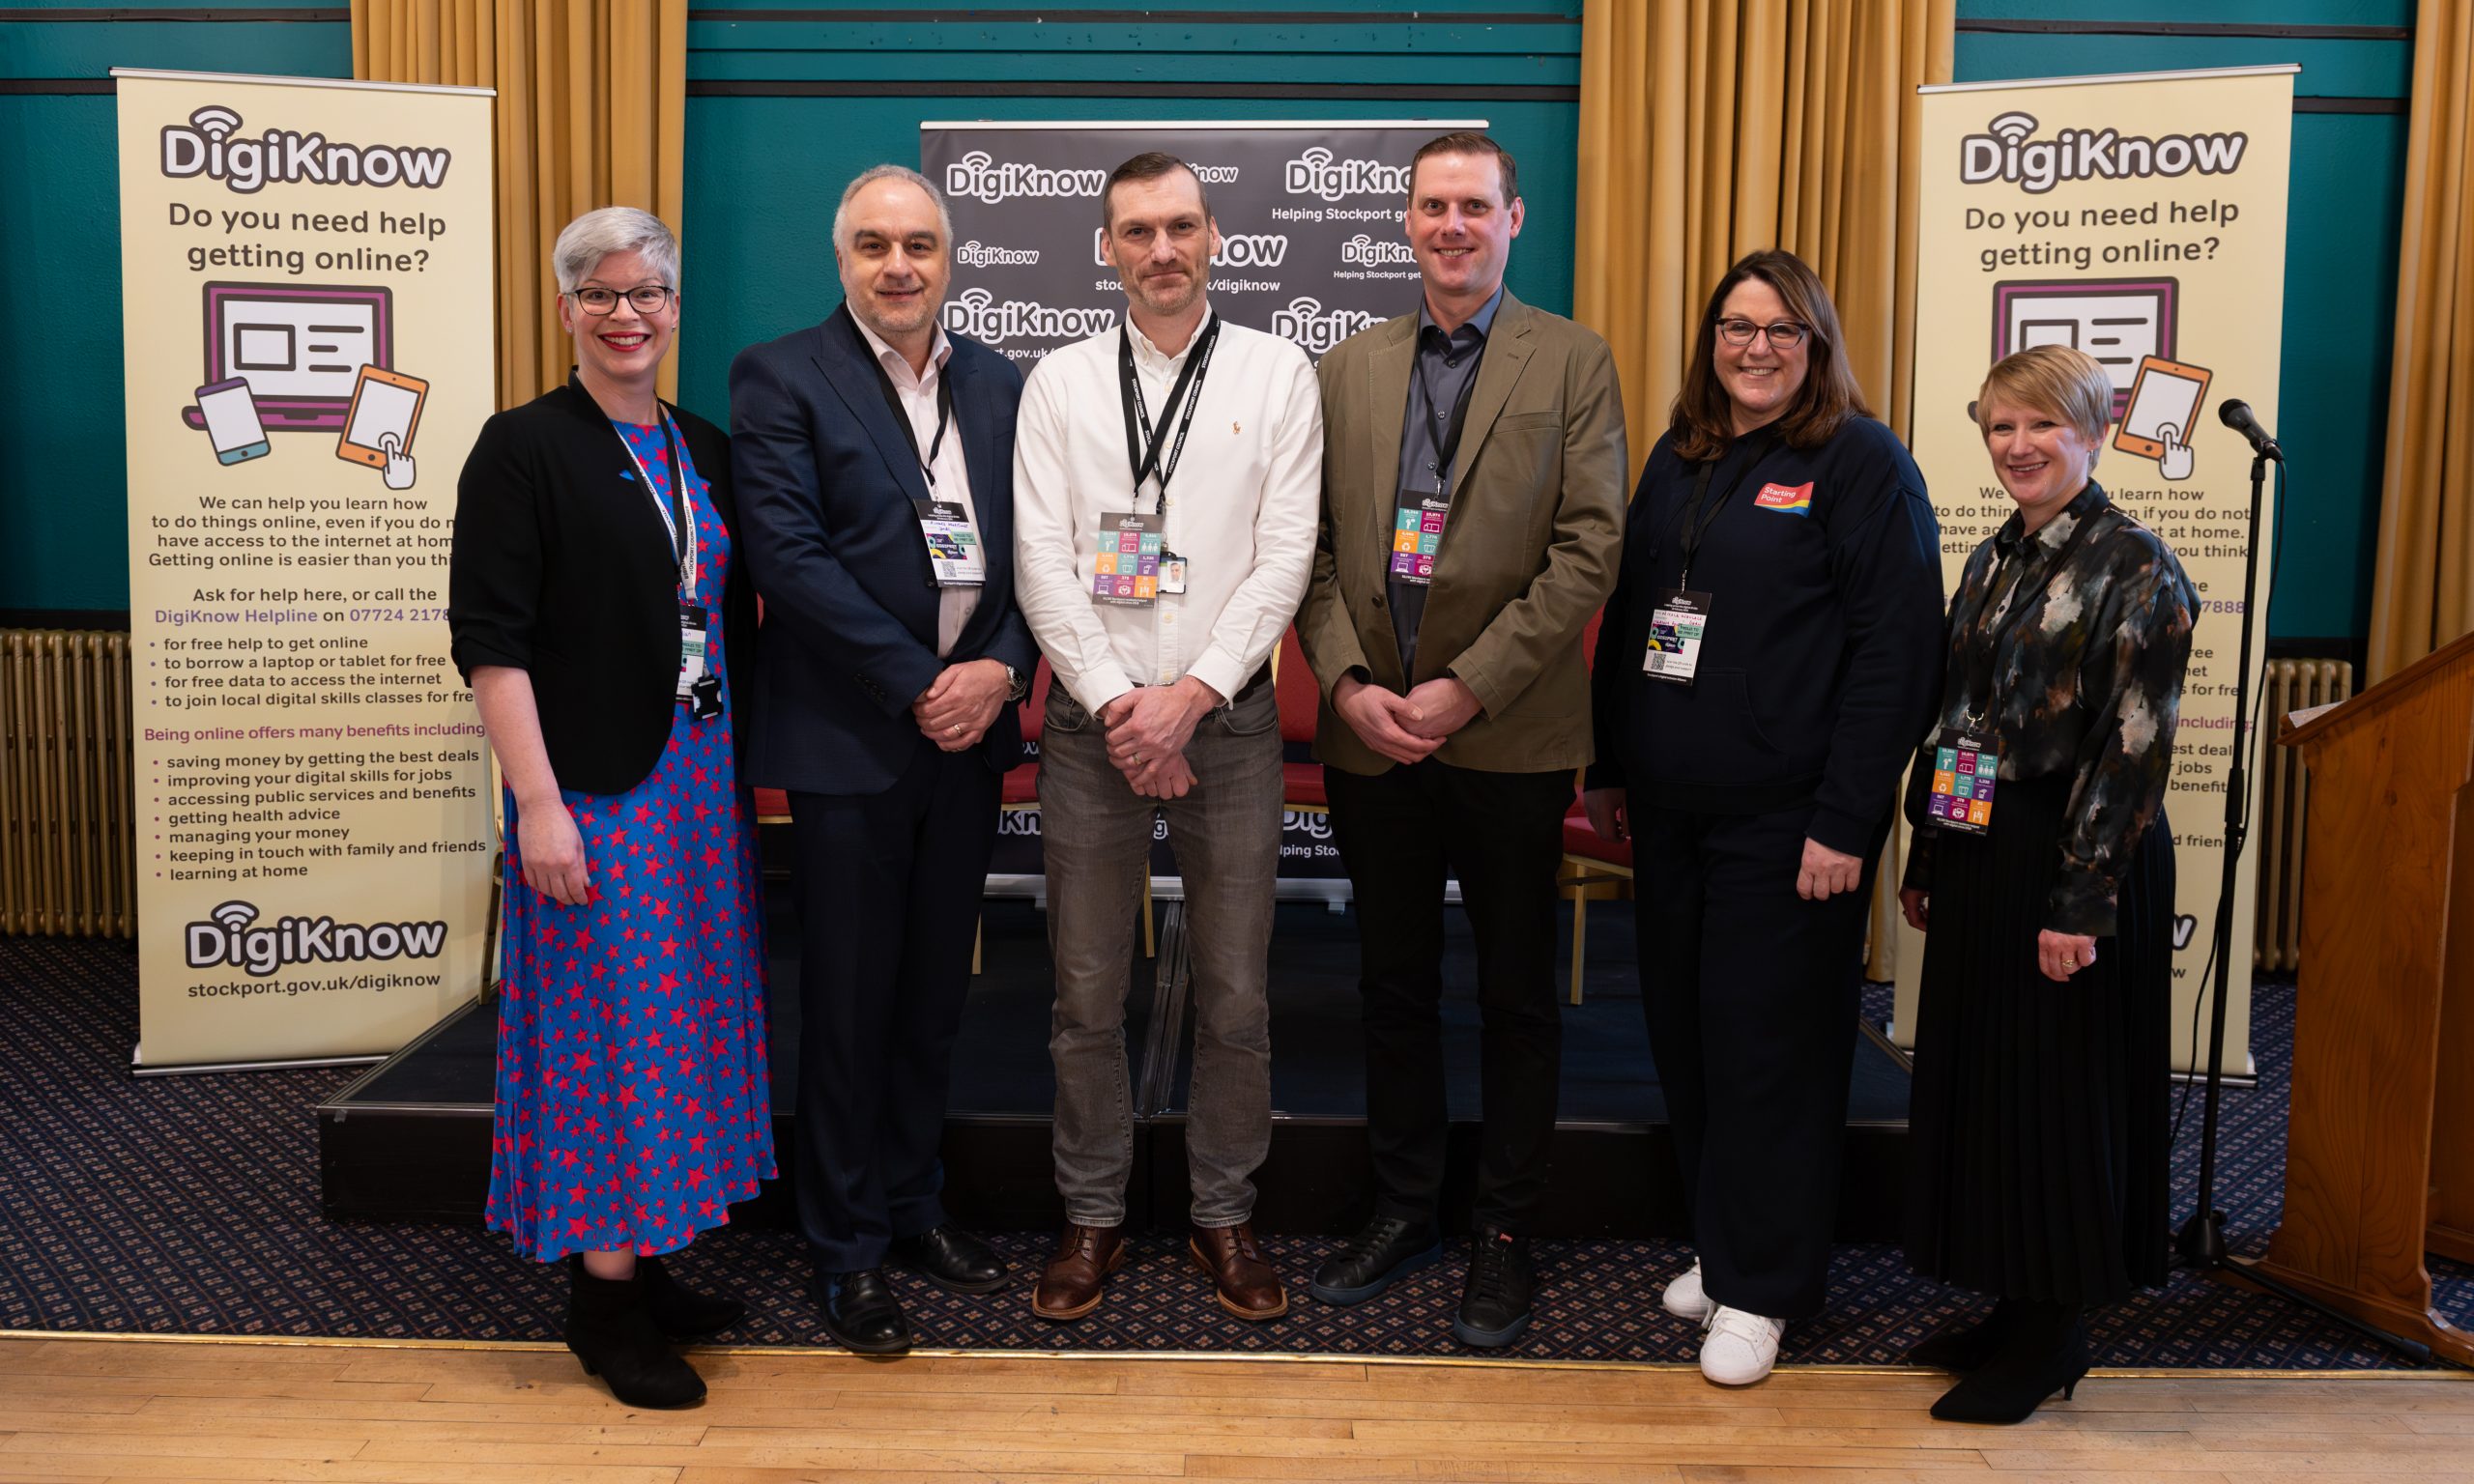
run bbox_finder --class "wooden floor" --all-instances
[4,1335,2474,1482]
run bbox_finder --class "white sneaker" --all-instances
[1699,1305,1785,1385]
[1660,1259,1714,1323]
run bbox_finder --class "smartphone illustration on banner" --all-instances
[194,378,271,465]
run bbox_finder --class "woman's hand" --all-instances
[1797,838,1864,900]
[1581,786,1627,843]
[1899,886,1930,932]
[2037,928,2098,983]
[518,798,592,906]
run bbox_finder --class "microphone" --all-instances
[2218,399,2284,462]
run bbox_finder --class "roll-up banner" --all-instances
[114,69,498,1069]
[926,121,1475,892]
[1901,66,2296,1074]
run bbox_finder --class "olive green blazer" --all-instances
[1296,292,1627,776]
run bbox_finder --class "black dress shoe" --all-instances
[637,1253,747,1339]
[1453,1225,1536,1349]
[564,1264,705,1408]
[890,1224,1010,1295]
[1930,1303,2088,1424]
[1310,1215,1442,1305]
[815,1269,912,1356]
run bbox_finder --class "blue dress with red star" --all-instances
[484,416,775,1262]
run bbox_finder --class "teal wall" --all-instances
[0,0,2412,652]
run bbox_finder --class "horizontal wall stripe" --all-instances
[2294,96,2407,113]
[0,78,114,92]
[689,8,1576,23]
[1956,19,2408,41]
[0,7,348,19]
[687,78,1577,100]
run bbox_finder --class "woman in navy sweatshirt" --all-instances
[1583,249,1944,1386]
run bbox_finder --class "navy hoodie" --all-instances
[1588,416,1944,856]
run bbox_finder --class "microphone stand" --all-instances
[2172,443,2437,1364]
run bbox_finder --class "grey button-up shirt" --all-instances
[1389,283,1504,672]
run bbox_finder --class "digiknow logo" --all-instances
[185,899,448,978]
[944,286,1119,344]
[160,104,453,194]
[1284,146,1412,202]
[1272,297,1382,356]
[945,150,1108,204]
[1341,233,1416,267]
[1088,228,1291,269]
[958,240,1042,268]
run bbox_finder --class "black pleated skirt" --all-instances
[1903,771,2173,1304]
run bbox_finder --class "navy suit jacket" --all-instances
[732,305,1036,795]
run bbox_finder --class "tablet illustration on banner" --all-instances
[2115,355,2211,482]
[192,377,270,465]
[337,364,429,488]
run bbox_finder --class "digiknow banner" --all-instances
[115,69,498,1068]
[1899,66,2296,1074]
[925,120,1479,890]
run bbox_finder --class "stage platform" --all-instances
[318,891,1914,1238]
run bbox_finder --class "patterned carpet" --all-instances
[2,930,2467,1367]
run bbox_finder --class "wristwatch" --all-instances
[1002,662,1030,701]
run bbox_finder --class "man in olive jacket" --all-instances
[1294,131,1625,1350]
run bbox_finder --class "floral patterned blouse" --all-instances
[1902,480,2197,935]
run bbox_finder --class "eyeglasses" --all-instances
[567,284,676,315]
[1715,317,1809,349]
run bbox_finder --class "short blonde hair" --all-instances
[1976,345,2114,448]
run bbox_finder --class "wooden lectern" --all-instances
[2258,628,2474,1361]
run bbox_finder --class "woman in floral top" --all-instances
[1896,345,2196,1425]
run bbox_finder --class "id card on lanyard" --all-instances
[1391,332,1482,586]
[873,360,987,587]
[1925,499,2111,836]
[614,411,722,720]
[1101,317,1218,608]
[1642,430,1777,686]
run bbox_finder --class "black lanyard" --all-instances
[871,357,956,490]
[1666,427,1781,586]
[1413,328,1484,499]
[1119,316,1221,513]
[1960,494,2111,723]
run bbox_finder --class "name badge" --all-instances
[1390,497,1449,585]
[1643,588,1711,685]
[1158,552,1191,596]
[1092,510,1164,607]
[913,498,986,586]
[677,604,721,717]
[1926,726,1999,835]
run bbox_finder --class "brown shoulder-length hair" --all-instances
[1667,248,1872,463]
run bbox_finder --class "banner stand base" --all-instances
[132,1046,388,1078]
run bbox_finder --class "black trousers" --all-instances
[1632,801,1877,1320]
[1324,757,1573,1233]
[788,743,1000,1274]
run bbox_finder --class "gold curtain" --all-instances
[353,0,689,408]
[1573,0,1955,978]
[2368,0,2474,683]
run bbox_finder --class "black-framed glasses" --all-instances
[1716,317,1809,349]
[567,284,675,315]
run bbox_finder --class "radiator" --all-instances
[1,630,135,937]
[2255,656,2352,972]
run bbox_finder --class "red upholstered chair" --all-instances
[1558,603,1631,1004]
[1274,626,1326,815]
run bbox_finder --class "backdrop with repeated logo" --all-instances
[925,122,1479,884]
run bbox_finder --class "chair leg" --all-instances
[1568,882,1587,1007]
[972,913,983,977]
[1142,873,1156,960]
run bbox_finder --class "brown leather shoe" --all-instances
[1031,1223,1125,1321]
[1190,1221,1288,1321]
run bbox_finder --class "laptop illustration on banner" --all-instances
[182,282,394,433]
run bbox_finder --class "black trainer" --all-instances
[1310,1214,1443,1305]
[1453,1225,1535,1348]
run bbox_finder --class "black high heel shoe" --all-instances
[1929,1304,2088,1424]
[1907,1298,2017,1372]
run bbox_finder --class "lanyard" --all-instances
[1412,327,1484,499]
[1118,316,1221,514]
[612,411,698,599]
[1960,494,2110,725]
[1667,427,1780,587]
[872,357,956,489]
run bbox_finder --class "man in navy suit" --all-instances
[732,164,1035,1355]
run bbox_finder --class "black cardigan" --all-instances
[447,375,759,796]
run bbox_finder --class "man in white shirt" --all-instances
[733,165,1037,1356]
[1013,152,1321,1325]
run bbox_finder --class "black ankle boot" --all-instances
[1929,1302,2087,1424]
[638,1253,746,1339]
[564,1262,707,1409]
[1907,1298,2018,1372]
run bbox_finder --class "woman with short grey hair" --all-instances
[448,204,771,1410]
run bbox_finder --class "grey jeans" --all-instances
[1038,678,1283,1228]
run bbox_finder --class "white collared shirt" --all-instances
[852,315,981,657]
[1014,306,1322,710]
